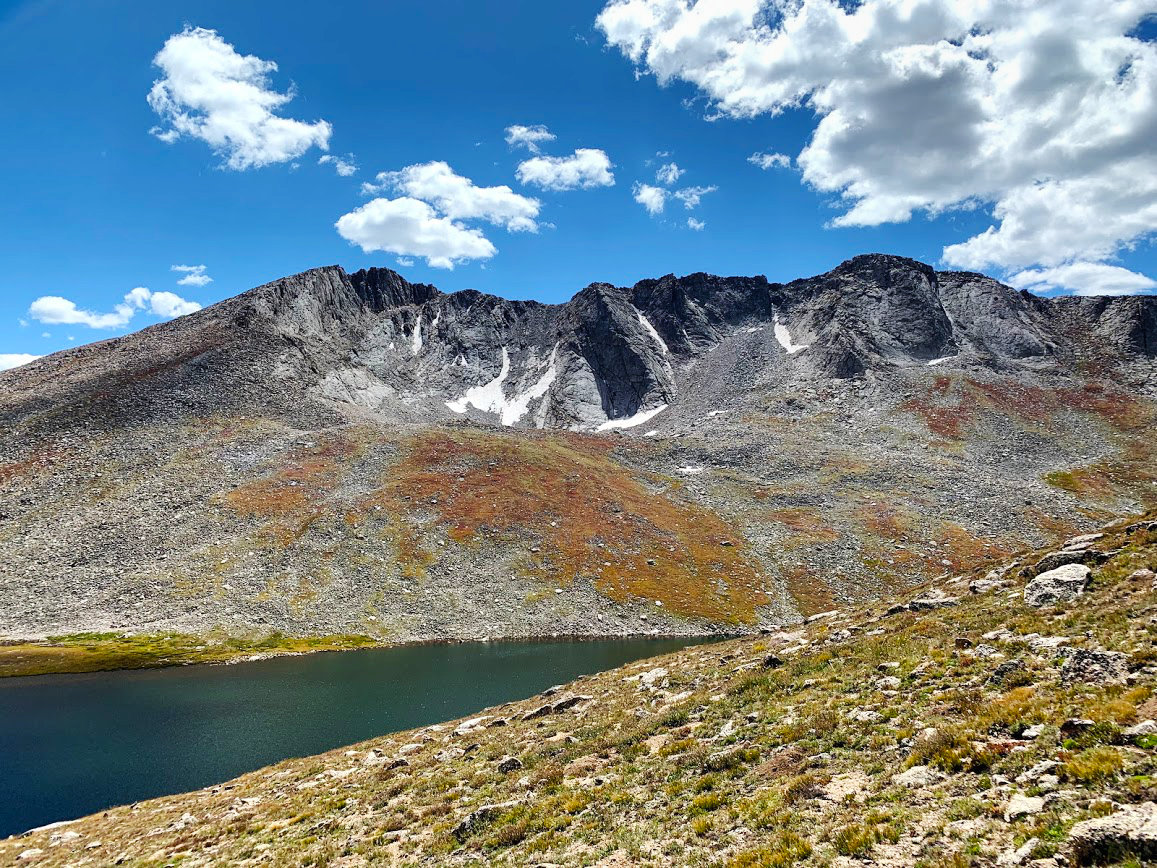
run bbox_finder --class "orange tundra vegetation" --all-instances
[903,376,1155,441]
[369,428,771,624]
[224,431,368,547]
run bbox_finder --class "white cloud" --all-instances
[319,154,358,176]
[505,124,556,154]
[633,180,715,216]
[597,0,1157,285]
[1,353,40,371]
[396,256,415,267]
[134,289,203,318]
[749,152,791,170]
[1007,262,1157,297]
[29,296,135,329]
[171,264,213,287]
[633,182,668,215]
[335,197,496,269]
[516,149,615,191]
[364,161,540,231]
[28,287,201,330]
[148,26,332,170]
[656,162,684,185]
[687,217,705,231]
[672,185,715,209]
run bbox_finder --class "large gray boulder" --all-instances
[1060,648,1129,686]
[1069,802,1157,864]
[1024,564,1091,607]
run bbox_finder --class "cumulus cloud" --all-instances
[29,287,201,330]
[687,217,705,231]
[598,0,1157,289]
[1007,262,1157,297]
[0,354,41,371]
[656,162,684,184]
[363,161,541,231]
[171,264,213,287]
[505,124,556,154]
[148,26,332,170]
[633,180,715,216]
[516,149,615,191]
[319,154,358,176]
[335,197,496,269]
[749,152,791,170]
[633,182,668,215]
[672,185,715,209]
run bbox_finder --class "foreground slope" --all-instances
[6,514,1156,866]
[1,255,1155,645]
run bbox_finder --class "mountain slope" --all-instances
[1,254,1154,643]
[6,514,1156,866]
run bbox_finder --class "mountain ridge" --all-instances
[0,253,1154,646]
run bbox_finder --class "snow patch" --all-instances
[445,347,557,426]
[644,429,660,437]
[774,314,809,354]
[636,310,669,355]
[446,347,511,416]
[410,315,422,354]
[927,355,957,366]
[504,346,558,427]
[596,403,668,432]
[677,466,705,475]
[707,410,727,417]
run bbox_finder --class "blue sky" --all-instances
[2,0,1155,367]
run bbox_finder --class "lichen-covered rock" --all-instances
[1024,564,1091,607]
[1069,802,1157,864]
[1060,648,1129,685]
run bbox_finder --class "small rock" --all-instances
[1128,568,1156,585]
[997,837,1040,866]
[955,636,975,649]
[761,654,784,669]
[894,765,943,788]
[1022,724,1046,739]
[452,800,521,842]
[17,850,44,862]
[909,591,960,610]
[1004,793,1046,821]
[1060,718,1095,738]
[1023,564,1091,607]
[497,756,523,774]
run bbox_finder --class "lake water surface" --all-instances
[0,637,704,837]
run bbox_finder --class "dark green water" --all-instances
[0,637,703,838]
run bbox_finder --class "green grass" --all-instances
[0,630,379,677]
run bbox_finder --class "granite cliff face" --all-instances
[0,254,1154,643]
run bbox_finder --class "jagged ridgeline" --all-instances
[1,255,1155,642]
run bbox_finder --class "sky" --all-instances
[1,0,1155,369]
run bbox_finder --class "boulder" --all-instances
[452,799,521,842]
[894,765,944,788]
[1069,801,1157,864]
[1060,648,1129,686]
[997,837,1039,866]
[1004,793,1045,822]
[1125,720,1157,737]
[909,591,960,610]
[1033,549,1091,575]
[1024,564,1091,607]
[497,756,523,774]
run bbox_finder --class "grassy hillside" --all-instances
[6,513,1156,866]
